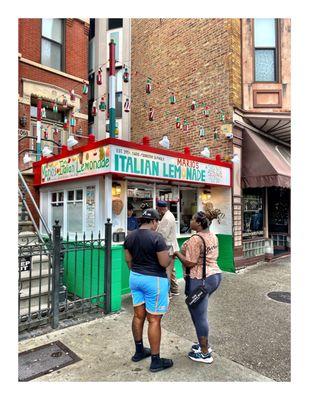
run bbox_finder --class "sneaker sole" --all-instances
[188,354,213,364]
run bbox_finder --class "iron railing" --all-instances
[18,220,112,333]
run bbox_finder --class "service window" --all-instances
[127,183,154,218]
[179,188,197,234]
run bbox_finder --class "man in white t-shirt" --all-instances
[156,200,179,296]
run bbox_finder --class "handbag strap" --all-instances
[185,233,207,280]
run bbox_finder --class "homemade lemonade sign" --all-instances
[41,146,110,183]
[110,146,230,186]
[41,144,230,186]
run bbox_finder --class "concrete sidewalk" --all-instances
[18,257,290,382]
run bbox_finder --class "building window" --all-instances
[242,189,264,238]
[41,18,64,71]
[51,191,64,232]
[108,19,123,30]
[254,18,278,82]
[107,28,122,65]
[67,189,83,234]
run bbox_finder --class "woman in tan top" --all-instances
[173,210,223,364]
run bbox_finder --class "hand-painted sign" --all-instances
[40,144,231,186]
[110,146,230,186]
[41,147,110,183]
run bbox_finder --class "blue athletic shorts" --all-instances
[129,271,170,315]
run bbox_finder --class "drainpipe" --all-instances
[108,39,116,138]
[36,98,42,161]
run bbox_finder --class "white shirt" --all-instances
[157,209,179,252]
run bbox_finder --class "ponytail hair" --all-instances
[194,208,225,229]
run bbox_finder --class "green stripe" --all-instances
[109,108,116,138]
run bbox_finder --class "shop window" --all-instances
[242,189,264,238]
[41,18,64,71]
[179,188,197,234]
[67,189,83,234]
[268,187,290,234]
[51,191,64,231]
[127,183,154,218]
[156,186,179,223]
[254,18,278,82]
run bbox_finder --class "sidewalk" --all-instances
[18,257,290,382]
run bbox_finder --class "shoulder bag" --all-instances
[185,234,208,308]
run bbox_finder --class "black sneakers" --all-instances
[131,347,151,362]
[150,357,174,373]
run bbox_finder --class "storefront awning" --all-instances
[242,129,290,188]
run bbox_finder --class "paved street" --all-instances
[18,257,290,382]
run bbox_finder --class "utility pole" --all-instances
[108,39,116,138]
[36,98,42,161]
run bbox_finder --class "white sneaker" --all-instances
[191,343,212,354]
[188,350,213,364]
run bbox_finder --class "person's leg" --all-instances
[144,276,173,372]
[129,272,151,362]
[146,313,162,355]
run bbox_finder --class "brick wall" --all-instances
[131,18,242,159]
[18,18,90,173]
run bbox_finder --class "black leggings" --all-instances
[187,273,222,340]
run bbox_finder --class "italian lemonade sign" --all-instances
[41,147,110,183]
[41,145,230,186]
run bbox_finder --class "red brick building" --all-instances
[18,18,90,172]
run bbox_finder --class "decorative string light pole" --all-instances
[36,98,42,161]
[108,39,116,138]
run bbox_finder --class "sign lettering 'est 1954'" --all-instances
[41,145,231,186]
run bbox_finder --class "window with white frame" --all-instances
[67,189,83,234]
[254,18,278,82]
[51,191,64,232]
[41,18,64,71]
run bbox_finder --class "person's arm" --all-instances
[173,251,196,268]
[173,236,200,268]
[156,250,170,268]
[124,249,133,269]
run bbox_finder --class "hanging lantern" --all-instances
[203,105,210,117]
[99,97,106,111]
[149,107,154,121]
[70,89,76,101]
[41,107,46,118]
[219,110,225,122]
[213,128,219,141]
[63,97,68,108]
[97,68,102,85]
[123,67,129,83]
[191,100,197,111]
[63,116,68,129]
[169,92,176,104]
[124,98,130,113]
[92,101,97,116]
[175,117,181,129]
[43,129,48,140]
[199,126,205,137]
[183,120,189,132]
[52,101,58,113]
[53,126,59,135]
[82,83,88,94]
[146,78,152,94]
